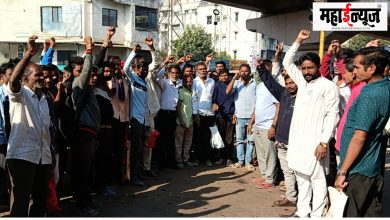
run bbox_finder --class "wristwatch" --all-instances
[337,171,347,176]
[320,142,328,149]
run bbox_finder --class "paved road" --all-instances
[1,150,390,217]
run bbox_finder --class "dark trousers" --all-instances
[95,128,114,189]
[130,118,146,180]
[344,173,383,217]
[112,119,127,184]
[215,116,235,161]
[71,129,98,209]
[194,115,215,162]
[7,159,51,217]
[0,144,8,204]
[156,110,177,168]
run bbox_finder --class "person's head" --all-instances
[284,74,298,96]
[263,60,272,72]
[195,62,207,79]
[102,61,115,81]
[215,61,227,74]
[0,60,16,85]
[353,47,388,82]
[110,56,121,71]
[23,63,44,90]
[131,55,145,70]
[51,65,60,85]
[168,64,180,82]
[182,64,194,77]
[135,61,149,79]
[239,64,251,81]
[299,52,321,82]
[342,59,356,85]
[67,56,84,77]
[182,74,193,89]
[41,65,53,89]
[218,68,229,82]
[89,71,98,87]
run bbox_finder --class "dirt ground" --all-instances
[1,151,390,217]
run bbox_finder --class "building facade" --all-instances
[0,0,161,65]
[159,0,278,67]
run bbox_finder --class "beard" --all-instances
[102,75,113,81]
[241,75,250,81]
[303,73,320,82]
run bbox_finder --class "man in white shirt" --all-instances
[192,62,215,166]
[6,36,52,217]
[282,30,339,217]
[155,64,182,169]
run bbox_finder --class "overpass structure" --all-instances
[204,0,390,50]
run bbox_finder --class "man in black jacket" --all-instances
[257,64,298,207]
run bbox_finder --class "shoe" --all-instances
[274,198,297,207]
[102,186,116,197]
[141,169,158,178]
[255,182,275,189]
[245,164,256,171]
[214,159,224,165]
[183,161,196,167]
[226,159,233,167]
[230,162,243,168]
[79,206,99,217]
[206,160,213,167]
[177,162,184,169]
[130,179,146,186]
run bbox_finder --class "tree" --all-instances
[344,34,390,50]
[173,26,213,62]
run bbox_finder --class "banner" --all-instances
[313,2,387,31]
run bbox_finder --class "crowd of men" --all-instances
[0,27,389,217]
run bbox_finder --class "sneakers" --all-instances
[226,159,233,167]
[214,159,224,165]
[183,161,196,167]
[79,206,99,217]
[177,162,184,169]
[102,186,116,197]
[230,162,243,168]
[206,160,213,167]
[273,198,297,207]
[245,164,256,172]
[130,178,146,186]
[141,169,158,178]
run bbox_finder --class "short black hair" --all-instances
[136,61,149,69]
[102,61,116,70]
[344,59,355,73]
[65,56,84,72]
[40,65,52,72]
[0,60,16,74]
[216,61,227,68]
[239,64,251,72]
[355,46,389,76]
[220,68,229,75]
[299,52,321,68]
[168,64,180,73]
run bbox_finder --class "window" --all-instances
[41,6,63,31]
[235,12,239,22]
[234,31,238,40]
[207,16,212,25]
[57,50,77,65]
[102,8,117,26]
[185,10,189,14]
[135,6,158,30]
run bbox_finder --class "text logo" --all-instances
[313,2,387,31]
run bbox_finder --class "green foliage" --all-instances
[173,26,213,62]
[214,51,232,60]
[344,34,390,50]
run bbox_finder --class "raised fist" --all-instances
[206,53,213,62]
[84,36,94,49]
[144,37,154,47]
[275,42,284,53]
[49,37,56,48]
[27,35,38,56]
[106,26,116,40]
[132,43,141,52]
[296,30,311,42]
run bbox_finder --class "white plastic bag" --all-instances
[210,125,225,149]
[325,186,348,218]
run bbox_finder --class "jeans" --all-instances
[235,118,254,165]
